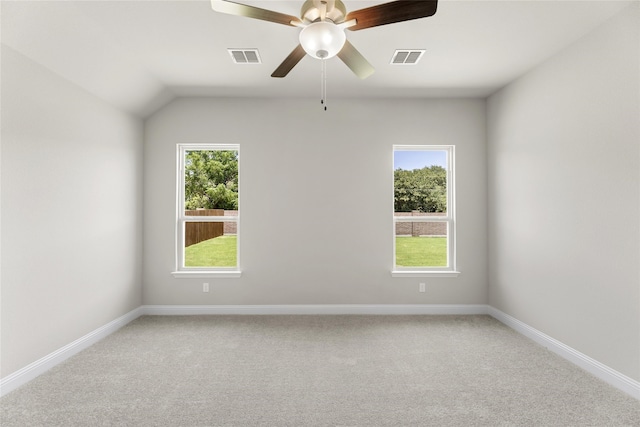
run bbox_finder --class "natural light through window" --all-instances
[392,145,458,277]
[172,144,240,278]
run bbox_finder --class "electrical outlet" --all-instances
[419,283,426,293]
[203,283,209,293]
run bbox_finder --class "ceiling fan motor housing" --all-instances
[301,0,347,24]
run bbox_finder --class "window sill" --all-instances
[391,270,460,278]
[171,271,242,279]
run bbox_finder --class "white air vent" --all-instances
[228,49,261,64]
[390,50,425,65]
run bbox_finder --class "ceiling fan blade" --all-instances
[271,44,307,78]
[211,0,303,27]
[337,40,375,79]
[345,0,438,31]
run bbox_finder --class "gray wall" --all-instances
[143,98,487,305]
[0,46,144,377]
[487,4,639,381]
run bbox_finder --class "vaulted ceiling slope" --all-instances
[1,0,632,118]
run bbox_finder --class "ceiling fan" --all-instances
[211,0,438,79]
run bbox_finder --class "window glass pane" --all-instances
[184,150,239,211]
[395,222,448,267]
[394,150,447,214]
[184,222,237,267]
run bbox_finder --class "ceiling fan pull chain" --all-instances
[320,59,324,107]
[323,58,328,111]
[320,58,328,111]
[322,59,327,111]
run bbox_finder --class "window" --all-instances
[172,144,240,278]
[392,145,458,277]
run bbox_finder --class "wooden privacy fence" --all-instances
[185,209,224,247]
[185,209,444,246]
[394,212,447,236]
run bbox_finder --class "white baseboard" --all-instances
[141,304,490,316]
[487,306,640,400]
[0,307,144,397]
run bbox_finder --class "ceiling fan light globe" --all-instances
[299,21,346,59]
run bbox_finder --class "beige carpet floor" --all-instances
[1,315,638,426]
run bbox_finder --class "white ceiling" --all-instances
[1,0,632,117]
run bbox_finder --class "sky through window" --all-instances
[394,150,446,170]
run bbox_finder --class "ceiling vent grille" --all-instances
[228,49,261,64]
[391,50,425,65]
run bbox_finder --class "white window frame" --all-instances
[391,145,459,277]
[171,143,241,278]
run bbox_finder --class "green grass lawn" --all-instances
[185,235,446,268]
[395,236,447,267]
[185,235,237,267]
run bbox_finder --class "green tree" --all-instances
[185,150,238,210]
[394,166,446,212]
